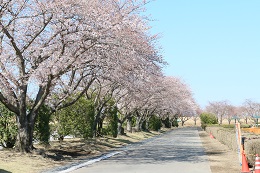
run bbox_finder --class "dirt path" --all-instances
[199,130,241,173]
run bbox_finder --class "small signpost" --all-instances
[253,115,260,127]
[232,115,240,123]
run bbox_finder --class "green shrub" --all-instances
[34,104,52,145]
[221,124,235,128]
[162,117,171,128]
[241,124,251,128]
[0,103,17,148]
[200,113,218,124]
[54,97,95,139]
[200,113,217,130]
[141,120,148,131]
[216,123,250,129]
[172,119,179,127]
[104,106,118,138]
[148,115,162,131]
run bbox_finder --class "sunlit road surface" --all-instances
[70,127,211,173]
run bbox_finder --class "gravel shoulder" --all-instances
[199,130,241,173]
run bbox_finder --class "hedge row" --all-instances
[243,134,260,165]
[205,126,260,166]
[205,126,237,151]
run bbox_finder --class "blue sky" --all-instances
[145,0,260,108]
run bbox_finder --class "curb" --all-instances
[42,151,121,173]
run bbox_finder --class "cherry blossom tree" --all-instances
[192,108,202,125]
[238,106,251,124]
[0,0,158,152]
[243,99,260,124]
[0,0,199,153]
[156,76,198,126]
[206,100,229,124]
[115,72,164,133]
[224,104,236,124]
[232,106,244,123]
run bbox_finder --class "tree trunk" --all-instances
[169,119,172,128]
[92,117,98,138]
[15,112,35,153]
[135,116,142,132]
[144,120,149,131]
[219,115,223,124]
[117,121,123,135]
[97,118,103,137]
[126,117,132,132]
[92,108,102,137]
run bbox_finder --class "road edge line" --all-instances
[57,151,121,173]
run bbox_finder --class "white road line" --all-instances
[57,151,121,173]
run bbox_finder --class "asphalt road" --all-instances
[68,127,211,173]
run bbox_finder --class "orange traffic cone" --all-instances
[209,132,214,139]
[241,151,250,173]
[255,154,260,173]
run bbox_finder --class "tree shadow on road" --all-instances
[108,127,209,165]
[113,145,208,164]
[0,169,12,173]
